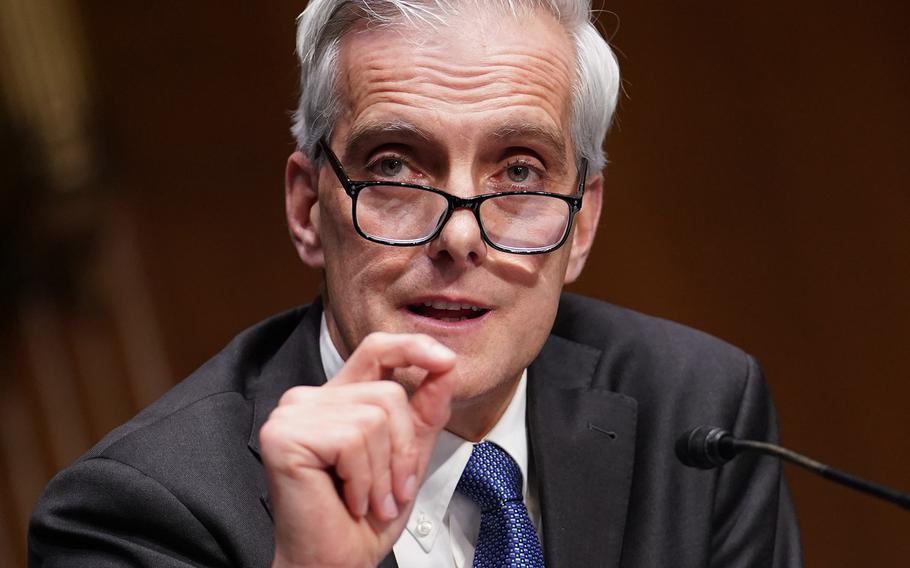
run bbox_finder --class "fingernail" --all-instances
[404,475,418,500]
[382,493,399,519]
[358,495,369,517]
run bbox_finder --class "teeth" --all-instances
[422,300,482,311]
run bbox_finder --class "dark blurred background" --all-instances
[1,1,907,565]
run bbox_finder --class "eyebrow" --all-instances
[490,122,569,173]
[342,119,570,172]
[343,120,435,160]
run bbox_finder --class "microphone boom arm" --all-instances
[730,437,910,511]
[677,426,910,512]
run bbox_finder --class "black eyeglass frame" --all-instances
[317,137,588,255]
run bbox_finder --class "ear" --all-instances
[563,173,603,284]
[285,150,325,268]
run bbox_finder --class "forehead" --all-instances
[333,8,576,155]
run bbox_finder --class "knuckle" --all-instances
[278,386,313,406]
[378,380,408,404]
[396,440,419,463]
[359,405,388,429]
[338,424,367,451]
[265,405,299,427]
[258,419,292,455]
[258,421,278,448]
[347,405,382,432]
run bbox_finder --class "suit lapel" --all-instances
[528,334,638,568]
[246,299,327,520]
[246,299,327,458]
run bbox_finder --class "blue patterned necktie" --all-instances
[456,441,545,568]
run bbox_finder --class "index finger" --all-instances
[332,332,456,386]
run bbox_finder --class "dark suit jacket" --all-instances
[29,293,802,567]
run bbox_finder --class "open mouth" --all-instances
[407,300,490,322]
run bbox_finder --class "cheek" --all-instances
[319,194,383,283]
[510,252,570,336]
[327,249,404,294]
[321,222,415,312]
[317,190,353,248]
[521,247,571,298]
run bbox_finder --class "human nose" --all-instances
[426,204,488,268]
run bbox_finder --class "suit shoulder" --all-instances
[554,293,756,394]
[30,306,319,556]
[84,304,313,461]
[557,293,746,358]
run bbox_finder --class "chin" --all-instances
[449,365,519,406]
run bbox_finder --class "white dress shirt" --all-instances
[319,315,541,567]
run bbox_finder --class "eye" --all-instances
[379,158,403,177]
[365,153,415,181]
[507,164,530,183]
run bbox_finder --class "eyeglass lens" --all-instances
[354,185,572,251]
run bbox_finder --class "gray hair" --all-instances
[291,0,620,172]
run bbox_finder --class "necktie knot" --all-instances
[457,441,524,511]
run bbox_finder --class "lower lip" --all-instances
[402,307,491,331]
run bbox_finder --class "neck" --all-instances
[445,374,522,442]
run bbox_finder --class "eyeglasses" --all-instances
[317,137,587,255]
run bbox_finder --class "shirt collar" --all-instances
[319,313,345,380]
[319,313,530,553]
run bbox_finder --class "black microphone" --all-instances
[676,426,910,511]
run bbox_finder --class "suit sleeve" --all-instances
[29,457,230,567]
[709,355,803,568]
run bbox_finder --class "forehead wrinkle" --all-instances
[356,47,572,103]
[352,60,568,130]
[355,86,566,127]
[404,62,569,115]
[346,22,575,106]
[408,45,572,82]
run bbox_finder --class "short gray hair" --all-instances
[291,0,620,172]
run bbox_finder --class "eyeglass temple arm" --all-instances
[317,137,355,191]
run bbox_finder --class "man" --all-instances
[30,1,802,566]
